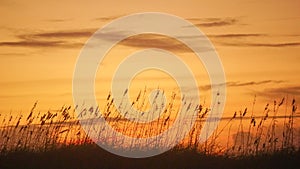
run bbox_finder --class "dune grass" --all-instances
[0,91,299,168]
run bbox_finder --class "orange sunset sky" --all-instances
[0,0,300,118]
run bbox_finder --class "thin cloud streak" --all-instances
[0,40,83,48]
[0,29,92,48]
[176,33,266,40]
[116,34,194,53]
[1,26,298,49]
[218,42,300,47]
[208,33,267,38]
[227,80,285,87]
[185,17,243,27]
[195,19,239,27]
[93,15,125,21]
[200,80,285,90]
[21,30,95,39]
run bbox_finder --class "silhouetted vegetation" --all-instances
[0,91,299,168]
[0,143,299,169]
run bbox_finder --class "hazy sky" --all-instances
[0,0,300,116]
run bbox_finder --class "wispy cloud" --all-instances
[176,33,266,40]
[93,15,124,21]
[210,32,300,48]
[0,29,93,48]
[186,17,243,27]
[218,41,300,47]
[208,33,266,38]
[116,34,194,52]
[19,29,95,39]
[187,17,236,22]
[1,25,298,50]
[195,19,239,27]
[227,80,284,87]
[200,80,284,90]
[0,40,82,48]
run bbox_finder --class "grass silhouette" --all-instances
[0,91,299,169]
[1,143,299,169]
